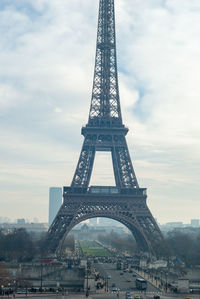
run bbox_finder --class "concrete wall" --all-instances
[8,263,85,289]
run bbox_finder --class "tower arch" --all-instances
[55,213,151,256]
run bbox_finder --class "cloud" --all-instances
[0,0,199,224]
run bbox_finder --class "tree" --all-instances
[63,234,75,251]
[98,232,138,254]
[0,262,10,287]
[0,229,37,262]
[166,230,200,267]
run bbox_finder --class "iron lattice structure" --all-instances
[45,0,163,255]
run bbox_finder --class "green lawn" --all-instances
[78,240,113,257]
[79,241,101,248]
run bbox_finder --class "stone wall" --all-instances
[8,263,85,290]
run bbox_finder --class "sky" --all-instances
[0,0,200,224]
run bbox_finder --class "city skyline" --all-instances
[0,215,199,228]
[0,0,200,224]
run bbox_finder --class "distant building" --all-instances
[190,219,200,227]
[160,222,185,234]
[148,259,167,269]
[98,217,123,227]
[33,217,39,223]
[72,224,106,241]
[17,218,25,224]
[89,218,98,226]
[49,187,62,226]
[165,222,183,228]
[0,222,48,238]
[0,217,11,223]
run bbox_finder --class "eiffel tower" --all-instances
[45,0,163,255]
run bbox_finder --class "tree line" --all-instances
[0,228,38,262]
[166,230,200,266]
[98,231,137,254]
[0,229,75,262]
[0,227,199,267]
[98,229,200,267]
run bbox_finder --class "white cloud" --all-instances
[0,0,199,223]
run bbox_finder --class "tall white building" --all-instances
[49,187,62,226]
[89,218,98,226]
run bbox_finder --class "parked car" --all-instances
[17,290,27,294]
[126,291,132,298]
[112,287,118,293]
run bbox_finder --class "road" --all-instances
[14,294,200,299]
[92,295,200,299]
[94,262,158,293]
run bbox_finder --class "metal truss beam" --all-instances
[89,0,122,126]
[44,0,164,257]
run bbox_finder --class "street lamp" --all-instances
[104,276,108,293]
[40,263,43,293]
[13,280,16,297]
[160,271,163,291]
[7,283,10,298]
[165,273,168,293]
[86,265,89,297]
[155,269,158,286]
[1,285,4,298]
